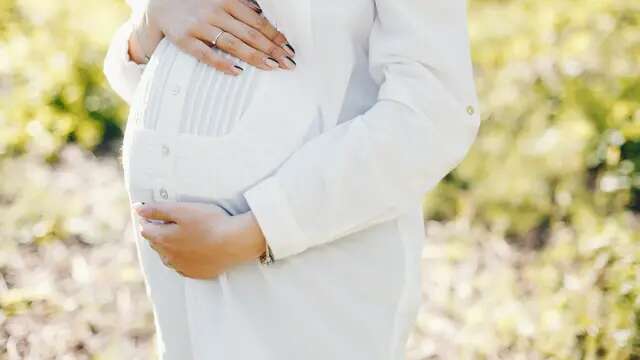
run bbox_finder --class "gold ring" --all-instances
[212,30,225,48]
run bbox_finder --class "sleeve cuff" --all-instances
[103,18,146,104]
[243,175,309,260]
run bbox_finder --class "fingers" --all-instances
[220,16,295,69]
[196,24,291,71]
[180,37,244,76]
[138,220,179,264]
[238,0,262,14]
[225,1,294,57]
[139,218,178,240]
[134,201,184,223]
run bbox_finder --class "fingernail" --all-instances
[265,57,279,69]
[132,202,145,212]
[248,0,262,13]
[232,65,244,75]
[283,43,295,56]
[284,56,296,69]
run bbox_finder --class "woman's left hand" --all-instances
[132,201,266,279]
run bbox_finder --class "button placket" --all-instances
[154,54,194,203]
[152,133,178,203]
[157,53,193,136]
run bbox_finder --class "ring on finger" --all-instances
[212,29,226,48]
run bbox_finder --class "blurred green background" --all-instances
[1,0,639,358]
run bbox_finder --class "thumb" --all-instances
[133,202,181,223]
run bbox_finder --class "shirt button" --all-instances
[170,85,181,96]
[466,105,475,115]
[161,144,170,157]
[159,187,169,200]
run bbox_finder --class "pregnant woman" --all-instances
[103,0,480,358]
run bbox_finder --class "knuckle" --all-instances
[255,16,270,30]
[149,239,161,250]
[225,36,240,49]
[182,19,199,37]
[246,28,261,42]
[267,44,285,58]
[249,51,264,65]
[215,34,228,48]
[272,32,287,45]
[175,36,190,49]
[167,252,181,264]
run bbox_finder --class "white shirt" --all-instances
[103,0,480,359]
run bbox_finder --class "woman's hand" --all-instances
[132,201,267,279]
[130,0,296,75]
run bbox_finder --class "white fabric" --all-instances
[104,0,481,358]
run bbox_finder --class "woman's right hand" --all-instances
[130,0,296,76]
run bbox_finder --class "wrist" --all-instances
[234,211,268,261]
[128,12,163,65]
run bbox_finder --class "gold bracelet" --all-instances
[259,243,275,265]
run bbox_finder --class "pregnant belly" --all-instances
[121,38,320,214]
[129,39,259,136]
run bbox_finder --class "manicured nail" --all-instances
[283,43,295,56]
[248,0,262,13]
[132,202,145,212]
[265,57,279,69]
[232,65,244,75]
[284,56,296,69]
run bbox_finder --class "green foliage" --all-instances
[0,0,128,160]
[0,0,639,358]
[421,0,640,358]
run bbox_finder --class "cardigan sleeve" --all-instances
[243,0,481,260]
[103,0,147,105]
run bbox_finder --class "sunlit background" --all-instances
[1,0,639,358]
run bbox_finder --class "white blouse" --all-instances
[103,0,481,358]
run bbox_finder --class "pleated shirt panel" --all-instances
[135,39,260,138]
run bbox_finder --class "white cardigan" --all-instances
[104,0,480,358]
